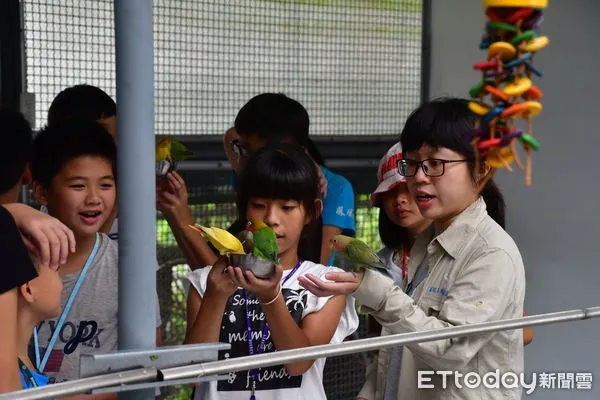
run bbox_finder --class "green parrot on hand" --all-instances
[331,235,388,272]
[246,219,280,266]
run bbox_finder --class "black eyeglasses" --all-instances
[398,158,470,177]
[230,139,249,159]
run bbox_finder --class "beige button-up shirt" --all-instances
[355,198,525,400]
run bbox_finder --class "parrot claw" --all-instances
[156,159,177,176]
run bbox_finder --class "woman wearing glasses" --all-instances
[299,98,526,400]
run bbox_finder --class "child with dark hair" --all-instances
[0,107,33,203]
[300,98,526,400]
[0,107,75,393]
[47,84,117,138]
[17,254,63,389]
[185,143,358,400]
[161,93,356,269]
[43,85,119,240]
[30,120,161,393]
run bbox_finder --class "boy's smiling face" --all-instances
[39,155,115,238]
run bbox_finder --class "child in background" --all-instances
[44,85,164,347]
[185,143,358,400]
[46,84,118,238]
[160,93,356,268]
[0,107,74,393]
[358,142,432,400]
[17,254,63,389]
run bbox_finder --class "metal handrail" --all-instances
[0,368,157,400]
[160,307,600,380]
[2,307,599,400]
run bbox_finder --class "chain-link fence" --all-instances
[20,1,423,398]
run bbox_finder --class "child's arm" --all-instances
[184,259,237,344]
[264,293,345,375]
[157,172,218,269]
[3,203,75,269]
[320,225,342,265]
[229,266,346,376]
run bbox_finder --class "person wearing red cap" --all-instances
[359,142,432,400]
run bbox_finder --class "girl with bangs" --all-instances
[300,98,526,400]
[185,143,358,400]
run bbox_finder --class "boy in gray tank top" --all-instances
[30,120,161,387]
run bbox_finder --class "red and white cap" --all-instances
[371,142,405,208]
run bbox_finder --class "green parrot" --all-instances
[331,235,388,272]
[246,219,280,266]
[155,136,194,175]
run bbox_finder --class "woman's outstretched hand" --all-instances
[298,270,364,297]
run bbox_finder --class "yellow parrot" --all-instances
[155,136,194,161]
[156,136,194,176]
[188,224,245,255]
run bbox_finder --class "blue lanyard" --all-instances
[18,358,38,388]
[326,250,337,267]
[243,259,303,400]
[34,233,101,372]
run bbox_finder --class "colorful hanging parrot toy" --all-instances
[469,0,548,186]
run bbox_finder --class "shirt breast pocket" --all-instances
[419,293,444,318]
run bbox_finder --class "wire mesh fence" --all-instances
[22,0,422,136]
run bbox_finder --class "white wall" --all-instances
[430,1,600,398]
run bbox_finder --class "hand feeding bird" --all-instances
[188,224,245,255]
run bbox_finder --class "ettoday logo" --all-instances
[418,370,593,394]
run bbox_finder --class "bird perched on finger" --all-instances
[246,219,280,266]
[330,235,387,272]
[188,224,245,255]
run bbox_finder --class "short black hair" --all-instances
[0,107,32,194]
[234,93,310,147]
[237,142,322,262]
[31,119,117,188]
[47,84,116,125]
[400,97,506,228]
